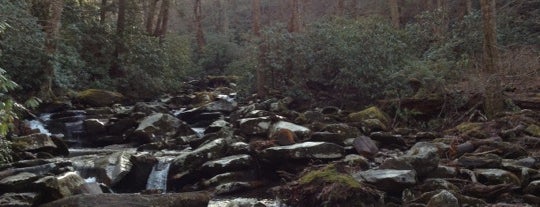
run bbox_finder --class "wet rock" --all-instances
[75,89,125,107]
[201,99,237,113]
[361,119,388,132]
[369,132,406,149]
[0,193,38,207]
[12,133,57,153]
[0,172,39,192]
[114,153,157,193]
[525,180,540,196]
[71,151,134,186]
[201,171,254,188]
[457,153,502,168]
[269,121,311,140]
[260,142,344,161]
[296,110,325,124]
[348,106,391,127]
[204,120,231,134]
[133,102,168,115]
[132,113,193,143]
[107,118,137,135]
[340,154,370,169]
[83,119,108,135]
[352,136,379,158]
[34,171,102,202]
[238,117,273,136]
[427,165,458,178]
[420,179,460,192]
[228,142,251,155]
[171,138,228,172]
[403,142,441,177]
[475,169,521,186]
[40,192,210,207]
[354,169,417,193]
[426,190,459,207]
[201,154,253,176]
[214,182,258,195]
[270,128,296,146]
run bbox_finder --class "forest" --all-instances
[0,0,539,206]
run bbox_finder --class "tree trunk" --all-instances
[252,0,261,36]
[194,0,205,53]
[425,0,433,11]
[155,0,169,42]
[466,0,473,14]
[40,0,64,100]
[100,0,107,25]
[287,0,301,33]
[389,0,400,29]
[336,0,345,16]
[145,0,159,34]
[480,0,503,118]
[110,0,127,78]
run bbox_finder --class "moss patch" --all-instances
[525,124,540,137]
[348,106,391,126]
[299,164,361,188]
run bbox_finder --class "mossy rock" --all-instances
[525,124,540,137]
[75,89,125,107]
[276,164,384,207]
[454,122,487,138]
[348,106,391,127]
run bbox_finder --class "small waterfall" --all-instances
[192,127,206,138]
[25,113,52,135]
[146,158,172,192]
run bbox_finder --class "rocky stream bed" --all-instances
[1,78,540,207]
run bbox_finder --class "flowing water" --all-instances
[146,157,173,192]
[25,113,51,135]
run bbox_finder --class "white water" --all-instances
[192,127,206,138]
[25,113,51,135]
[146,157,172,192]
[208,198,286,207]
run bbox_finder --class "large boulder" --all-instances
[0,172,39,192]
[75,89,125,107]
[354,169,417,193]
[269,121,311,140]
[237,117,273,136]
[200,154,253,176]
[12,133,57,153]
[40,192,210,207]
[34,171,102,203]
[348,107,391,129]
[132,113,193,143]
[0,193,38,207]
[170,138,229,175]
[71,151,134,186]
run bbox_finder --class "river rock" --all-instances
[201,171,254,188]
[269,121,311,140]
[348,106,391,128]
[34,171,102,202]
[107,118,137,135]
[39,192,210,207]
[71,151,134,186]
[474,169,521,186]
[132,113,193,143]
[260,142,344,161]
[309,132,345,145]
[204,120,231,134]
[354,169,417,193]
[0,172,39,192]
[75,89,125,107]
[426,190,459,207]
[201,154,253,176]
[321,123,361,139]
[352,136,379,158]
[83,119,107,135]
[12,133,57,153]
[525,180,540,196]
[238,117,273,136]
[525,124,540,137]
[457,153,502,168]
[114,153,158,193]
[369,132,406,148]
[214,181,257,195]
[171,138,228,173]
[0,193,38,207]
[133,102,168,115]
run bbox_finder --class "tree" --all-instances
[336,0,345,16]
[288,0,301,33]
[194,0,205,53]
[110,0,127,78]
[480,0,503,118]
[252,0,261,36]
[252,0,266,97]
[145,0,159,34]
[100,0,108,25]
[40,0,64,100]
[465,0,473,15]
[388,0,400,28]
[154,0,170,42]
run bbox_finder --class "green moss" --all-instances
[455,122,482,134]
[525,124,540,137]
[299,165,361,188]
[348,106,391,126]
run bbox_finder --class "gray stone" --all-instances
[354,169,417,193]
[426,190,459,207]
[474,169,521,186]
[214,182,255,195]
[84,119,108,135]
[34,171,102,202]
[238,117,272,135]
[71,151,134,186]
[260,142,344,161]
[0,193,38,207]
[171,138,228,172]
[0,172,39,192]
[132,113,193,143]
[201,154,253,175]
[457,153,502,168]
[13,133,57,152]
[369,132,406,148]
[525,180,540,196]
[269,121,311,140]
[352,136,379,158]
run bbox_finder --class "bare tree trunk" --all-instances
[287,0,301,33]
[389,0,400,29]
[110,0,127,78]
[336,0,345,16]
[146,0,159,34]
[194,0,205,53]
[466,0,473,14]
[350,0,358,17]
[252,0,261,36]
[158,0,170,42]
[480,0,503,118]
[425,0,433,11]
[100,0,107,25]
[40,0,64,100]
